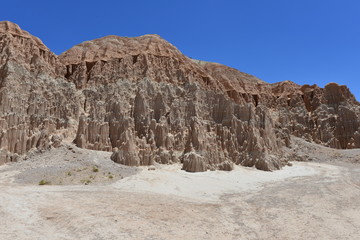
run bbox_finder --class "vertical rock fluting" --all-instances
[271,81,360,149]
[0,21,80,164]
[1,21,359,171]
[58,32,360,171]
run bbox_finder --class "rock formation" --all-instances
[0,21,80,164]
[0,21,359,171]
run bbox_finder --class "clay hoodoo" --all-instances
[0,21,79,164]
[0,21,359,171]
[59,32,288,172]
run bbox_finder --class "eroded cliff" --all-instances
[0,21,359,171]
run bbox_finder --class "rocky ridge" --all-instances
[0,21,359,172]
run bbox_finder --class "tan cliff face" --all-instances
[0,21,359,171]
[0,21,48,51]
[58,34,220,90]
[0,21,80,164]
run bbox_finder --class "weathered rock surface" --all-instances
[0,21,79,164]
[271,81,360,149]
[182,151,207,173]
[0,21,359,172]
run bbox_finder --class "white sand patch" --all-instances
[113,162,336,201]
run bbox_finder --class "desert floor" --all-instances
[0,138,359,240]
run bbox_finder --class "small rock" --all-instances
[148,166,156,171]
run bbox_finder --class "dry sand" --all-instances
[0,139,360,240]
[115,163,320,202]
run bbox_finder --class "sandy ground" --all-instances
[0,139,360,240]
[5,144,139,185]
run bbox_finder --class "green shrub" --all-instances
[81,179,91,185]
[39,180,50,185]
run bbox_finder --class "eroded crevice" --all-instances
[252,94,259,107]
[202,76,210,85]
[65,65,71,79]
[86,61,96,73]
[132,55,139,64]
[65,64,78,79]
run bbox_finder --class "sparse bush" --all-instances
[81,179,91,185]
[92,166,99,172]
[108,175,113,179]
[39,180,50,185]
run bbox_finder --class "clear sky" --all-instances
[2,0,360,100]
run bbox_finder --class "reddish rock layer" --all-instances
[59,35,220,90]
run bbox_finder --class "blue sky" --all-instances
[2,0,360,100]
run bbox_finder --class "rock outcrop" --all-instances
[182,151,207,172]
[271,81,360,149]
[0,21,79,164]
[0,21,359,172]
